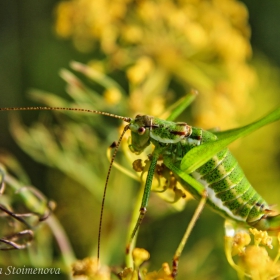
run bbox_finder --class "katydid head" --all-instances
[128,114,192,154]
[128,115,155,154]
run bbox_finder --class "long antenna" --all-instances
[97,124,130,262]
[0,107,131,123]
[0,106,132,260]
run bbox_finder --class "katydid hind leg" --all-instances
[163,157,208,278]
[171,190,207,278]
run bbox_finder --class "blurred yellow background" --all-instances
[1,1,280,279]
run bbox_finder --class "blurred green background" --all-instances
[1,1,280,279]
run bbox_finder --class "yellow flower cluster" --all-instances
[55,0,132,53]
[72,257,110,280]
[118,248,174,280]
[225,225,280,280]
[55,0,255,128]
[72,249,175,280]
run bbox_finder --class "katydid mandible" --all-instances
[1,106,280,278]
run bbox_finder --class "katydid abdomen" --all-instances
[171,127,278,231]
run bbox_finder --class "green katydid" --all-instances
[1,100,280,278]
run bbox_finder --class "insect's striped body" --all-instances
[175,128,270,228]
[129,115,279,232]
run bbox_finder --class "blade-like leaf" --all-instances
[70,61,126,96]
[164,157,205,196]
[181,107,280,173]
[165,90,197,121]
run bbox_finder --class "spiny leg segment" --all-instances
[171,190,207,278]
[125,151,161,255]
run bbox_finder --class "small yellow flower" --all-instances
[72,258,110,280]
[231,231,251,256]
[121,25,143,44]
[118,267,138,280]
[249,228,273,249]
[126,57,154,85]
[119,249,174,280]
[132,248,150,269]
[240,245,280,279]
[55,1,75,38]
[145,262,173,280]
[103,88,122,105]
[225,222,280,279]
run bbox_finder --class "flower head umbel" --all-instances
[118,248,173,280]
[225,220,280,279]
[72,258,110,280]
[55,0,255,128]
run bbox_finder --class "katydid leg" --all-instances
[126,152,160,256]
[163,158,207,278]
[171,190,207,278]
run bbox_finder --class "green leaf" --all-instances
[166,90,197,121]
[180,107,280,173]
[164,157,205,195]
[70,61,126,96]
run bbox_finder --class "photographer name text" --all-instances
[0,266,61,275]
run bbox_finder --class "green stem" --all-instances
[125,180,145,268]
[46,216,76,278]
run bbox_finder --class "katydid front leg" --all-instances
[125,151,160,257]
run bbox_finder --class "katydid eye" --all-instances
[138,127,146,135]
